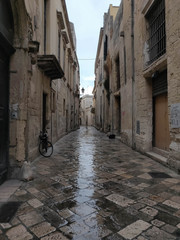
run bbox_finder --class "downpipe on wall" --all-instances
[131,0,136,149]
[50,81,53,143]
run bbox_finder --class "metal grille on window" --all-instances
[146,0,166,65]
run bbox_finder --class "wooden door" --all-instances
[154,93,170,151]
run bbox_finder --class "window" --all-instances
[44,0,47,54]
[51,90,56,112]
[146,0,166,65]
[63,99,65,116]
[58,31,61,62]
[63,45,66,70]
[123,45,127,84]
[115,55,120,89]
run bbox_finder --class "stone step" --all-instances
[146,151,168,166]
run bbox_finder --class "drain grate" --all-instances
[0,202,21,223]
[148,172,172,178]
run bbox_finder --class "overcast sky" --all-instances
[65,0,121,95]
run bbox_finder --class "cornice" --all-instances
[61,0,75,51]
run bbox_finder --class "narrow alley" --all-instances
[0,127,180,239]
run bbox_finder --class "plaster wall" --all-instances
[165,0,180,170]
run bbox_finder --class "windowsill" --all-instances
[143,54,167,78]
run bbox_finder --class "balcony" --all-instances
[37,55,64,80]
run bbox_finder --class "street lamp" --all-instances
[81,87,85,94]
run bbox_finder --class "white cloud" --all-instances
[85,86,94,95]
[83,75,95,81]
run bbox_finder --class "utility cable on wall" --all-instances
[78,59,95,61]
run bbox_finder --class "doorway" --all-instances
[153,93,170,151]
[0,46,9,183]
[115,96,121,133]
[152,70,170,151]
[66,109,68,132]
[0,0,15,183]
[43,93,47,132]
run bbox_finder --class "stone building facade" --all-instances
[80,94,94,126]
[94,0,180,172]
[93,5,119,131]
[0,0,80,182]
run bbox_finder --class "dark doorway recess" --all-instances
[43,93,47,132]
[0,46,9,184]
[0,0,15,184]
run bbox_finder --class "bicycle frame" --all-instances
[39,130,53,157]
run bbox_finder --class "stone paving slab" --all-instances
[0,127,180,239]
[106,193,135,207]
[118,220,151,239]
[30,221,56,238]
[6,224,33,240]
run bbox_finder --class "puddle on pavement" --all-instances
[148,172,172,178]
[34,128,180,238]
[42,206,68,228]
[0,202,21,223]
[55,199,77,211]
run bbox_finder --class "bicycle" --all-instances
[39,130,53,157]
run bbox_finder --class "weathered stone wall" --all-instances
[9,0,32,173]
[8,0,80,178]
[94,0,180,172]
[134,0,180,170]
[165,0,180,171]
[110,0,133,145]
[94,28,104,130]
[81,95,93,126]
[103,5,119,133]
[133,0,154,152]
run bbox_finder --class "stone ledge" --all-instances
[146,151,168,166]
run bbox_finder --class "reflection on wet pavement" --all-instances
[1,127,180,239]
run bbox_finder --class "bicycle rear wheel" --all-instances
[39,141,53,157]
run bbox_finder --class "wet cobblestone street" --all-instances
[1,127,180,239]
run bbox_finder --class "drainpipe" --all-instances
[111,90,114,133]
[103,90,105,131]
[25,73,30,162]
[50,81,53,143]
[131,0,135,149]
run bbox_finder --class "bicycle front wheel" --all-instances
[39,141,53,157]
